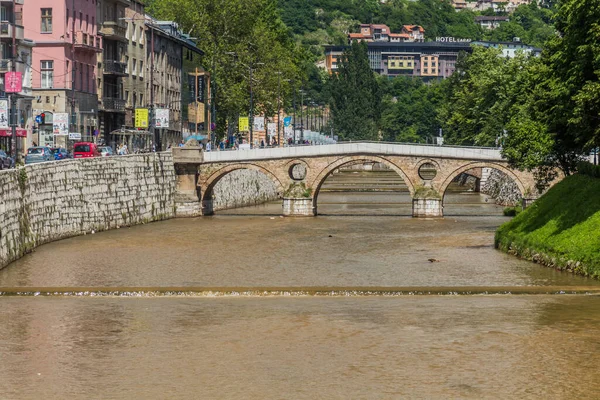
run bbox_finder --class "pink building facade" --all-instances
[23,0,100,146]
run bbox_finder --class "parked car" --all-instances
[25,146,54,164]
[51,147,70,160]
[0,149,15,169]
[99,146,115,157]
[73,142,100,158]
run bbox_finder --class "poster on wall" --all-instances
[267,123,276,137]
[155,108,169,128]
[53,113,69,135]
[0,100,8,128]
[253,116,265,132]
[284,125,293,139]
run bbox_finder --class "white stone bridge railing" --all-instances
[202,142,503,163]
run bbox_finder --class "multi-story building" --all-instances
[0,0,33,153]
[24,0,99,148]
[122,0,145,137]
[96,0,130,147]
[144,17,202,150]
[349,24,425,44]
[325,41,471,80]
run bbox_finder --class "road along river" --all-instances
[1,172,599,398]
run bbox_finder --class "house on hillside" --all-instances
[348,24,425,43]
[475,15,510,30]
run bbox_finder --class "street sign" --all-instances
[5,72,22,93]
[68,132,82,140]
[35,115,43,124]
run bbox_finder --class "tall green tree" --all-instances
[329,41,380,140]
[146,0,303,139]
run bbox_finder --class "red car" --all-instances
[73,142,100,158]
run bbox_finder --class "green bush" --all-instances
[577,161,600,178]
[503,206,522,217]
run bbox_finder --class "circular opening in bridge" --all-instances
[289,163,307,181]
[418,163,437,181]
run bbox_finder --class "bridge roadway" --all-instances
[172,142,543,218]
[203,142,504,163]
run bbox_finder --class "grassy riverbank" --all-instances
[495,174,600,278]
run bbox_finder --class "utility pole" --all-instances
[249,65,254,147]
[71,0,76,145]
[276,71,281,147]
[300,88,304,143]
[292,82,296,144]
[149,22,157,150]
[10,0,17,161]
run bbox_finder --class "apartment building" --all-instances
[145,18,203,149]
[96,0,130,146]
[0,0,33,152]
[24,0,100,147]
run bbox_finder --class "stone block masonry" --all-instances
[0,153,176,270]
[212,169,280,211]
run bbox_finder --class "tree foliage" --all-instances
[146,0,304,138]
[329,42,380,140]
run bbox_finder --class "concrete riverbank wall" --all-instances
[0,153,176,270]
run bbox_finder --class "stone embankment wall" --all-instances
[0,153,175,270]
[212,169,279,211]
[481,170,521,206]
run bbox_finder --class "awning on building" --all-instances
[0,128,27,137]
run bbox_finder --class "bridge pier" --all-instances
[282,198,316,217]
[412,198,443,218]
[202,199,215,216]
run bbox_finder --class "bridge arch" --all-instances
[310,155,416,207]
[200,163,285,204]
[438,162,526,200]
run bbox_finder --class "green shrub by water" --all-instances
[578,161,600,178]
[503,206,522,217]
[495,174,600,278]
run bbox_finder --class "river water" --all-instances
[1,171,600,399]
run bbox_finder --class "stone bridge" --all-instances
[173,142,545,217]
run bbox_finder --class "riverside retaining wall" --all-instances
[0,153,176,270]
[212,169,280,211]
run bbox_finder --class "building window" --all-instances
[424,62,428,67]
[132,58,137,76]
[125,56,129,73]
[125,90,130,106]
[86,64,90,92]
[139,26,144,45]
[41,8,53,33]
[132,24,136,42]
[41,60,54,88]
[139,61,143,78]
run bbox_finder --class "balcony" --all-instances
[0,22,24,41]
[102,97,126,113]
[74,31,102,53]
[103,60,127,76]
[99,21,128,42]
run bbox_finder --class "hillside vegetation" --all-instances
[495,174,600,278]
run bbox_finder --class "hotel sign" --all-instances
[435,37,472,43]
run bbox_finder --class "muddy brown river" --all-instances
[1,175,600,398]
